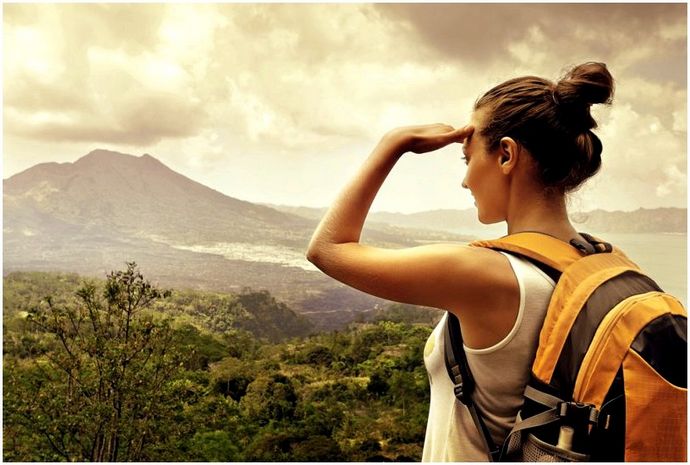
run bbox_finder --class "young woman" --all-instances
[307,62,614,461]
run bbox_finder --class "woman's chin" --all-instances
[477,212,504,225]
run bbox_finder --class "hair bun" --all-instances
[554,62,614,131]
[555,62,615,106]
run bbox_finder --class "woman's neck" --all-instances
[505,193,579,242]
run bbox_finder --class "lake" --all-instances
[452,230,687,307]
[592,232,687,307]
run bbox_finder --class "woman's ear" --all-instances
[497,137,520,175]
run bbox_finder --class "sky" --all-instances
[3,3,687,213]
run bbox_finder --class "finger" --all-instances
[426,124,456,136]
[432,129,466,149]
[458,124,474,137]
[441,125,472,143]
[453,125,474,143]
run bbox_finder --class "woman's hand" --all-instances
[381,123,474,155]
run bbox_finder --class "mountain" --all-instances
[265,204,505,237]
[3,150,469,330]
[569,208,687,234]
[4,149,313,247]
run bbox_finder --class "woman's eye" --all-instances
[461,155,469,165]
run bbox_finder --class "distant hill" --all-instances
[265,204,505,237]
[570,208,686,234]
[269,204,687,235]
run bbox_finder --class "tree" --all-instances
[291,435,343,461]
[367,372,390,398]
[240,374,298,426]
[188,430,240,461]
[304,344,334,366]
[210,356,257,401]
[173,323,227,371]
[6,262,185,461]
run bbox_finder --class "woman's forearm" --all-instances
[306,124,468,267]
[307,135,403,258]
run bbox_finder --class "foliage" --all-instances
[173,323,227,370]
[188,430,241,462]
[5,263,183,461]
[235,289,314,341]
[371,302,444,325]
[4,269,436,462]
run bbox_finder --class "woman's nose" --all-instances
[461,177,468,190]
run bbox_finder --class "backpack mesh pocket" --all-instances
[502,416,590,463]
[518,434,589,462]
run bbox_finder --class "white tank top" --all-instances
[422,252,555,462]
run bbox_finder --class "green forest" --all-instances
[3,263,443,461]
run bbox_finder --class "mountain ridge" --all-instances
[267,204,687,234]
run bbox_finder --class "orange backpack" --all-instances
[469,232,687,461]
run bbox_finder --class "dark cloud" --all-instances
[375,4,530,63]
[634,48,687,85]
[6,81,84,114]
[375,3,686,84]
[4,3,208,146]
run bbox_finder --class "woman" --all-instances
[306,62,614,461]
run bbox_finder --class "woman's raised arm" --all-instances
[307,124,471,250]
[305,124,516,314]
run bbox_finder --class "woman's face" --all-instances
[461,110,510,224]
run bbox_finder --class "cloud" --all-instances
[588,101,687,210]
[4,3,208,145]
[375,4,686,80]
[3,3,686,212]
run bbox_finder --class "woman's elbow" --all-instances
[306,241,324,266]
[306,241,340,272]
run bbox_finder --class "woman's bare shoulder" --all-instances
[442,244,522,349]
[440,244,519,308]
[308,240,518,313]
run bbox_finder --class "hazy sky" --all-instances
[4,3,687,213]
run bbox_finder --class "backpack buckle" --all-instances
[558,401,599,426]
[450,366,473,405]
[453,381,471,405]
[569,238,596,255]
[578,232,613,254]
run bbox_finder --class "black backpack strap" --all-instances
[444,312,502,461]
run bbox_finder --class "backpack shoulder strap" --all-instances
[470,232,587,273]
[444,312,501,461]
